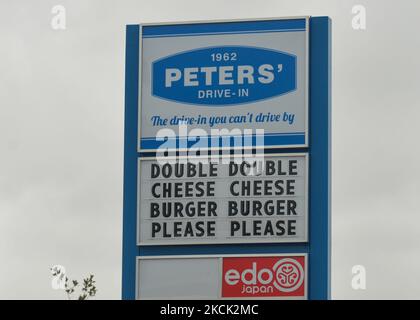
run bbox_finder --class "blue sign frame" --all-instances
[122,17,331,300]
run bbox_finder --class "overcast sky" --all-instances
[1,0,420,299]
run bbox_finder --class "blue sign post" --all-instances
[122,17,331,300]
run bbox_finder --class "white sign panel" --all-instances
[137,257,220,299]
[139,18,308,151]
[137,154,308,245]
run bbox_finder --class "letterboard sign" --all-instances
[137,154,308,245]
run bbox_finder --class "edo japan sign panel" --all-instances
[137,154,308,245]
[139,18,308,151]
[137,254,307,299]
[221,255,306,298]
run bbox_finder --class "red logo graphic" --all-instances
[222,256,305,298]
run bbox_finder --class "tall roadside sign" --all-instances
[123,17,331,300]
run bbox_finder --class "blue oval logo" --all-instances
[152,46,296,106]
